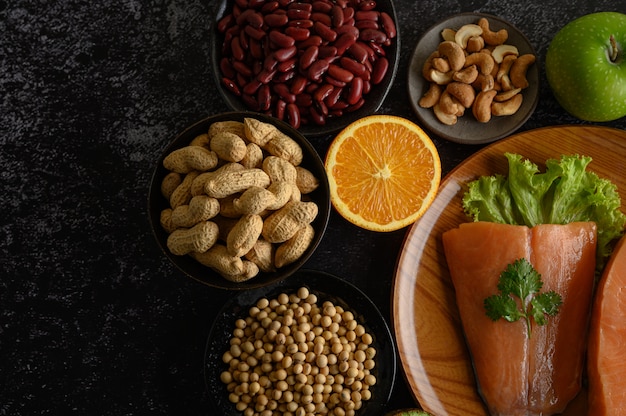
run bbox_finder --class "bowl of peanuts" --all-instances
[407,13,539,144]
[148,111,331,290]
[211,0,400,137]
[204,269,397,415]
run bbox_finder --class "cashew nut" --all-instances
[427,68,454,85]
[454,24,483,49]
[472,89,497,123]
[496,54,517,90]
[433,102,458,125]
[464,52,495,75]
[466,35,485,53]
[446,82,476,108]
[491,93,523,116]
[494,87,522,102]
[509,54,536,89]
[418,82,442,108]
[491,44,519,64]
[472,73,495,92]
[453,65,479,84]
[432,57,452,73]
[477,17,508,46]
[441,28,456,42]
[439,90,463,115]
[438,41,466,71]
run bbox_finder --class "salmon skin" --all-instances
[442,221,597,416]
[587,235,626,415]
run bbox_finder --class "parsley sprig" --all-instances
[484,258,562,338]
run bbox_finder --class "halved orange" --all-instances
[325,115,441,232]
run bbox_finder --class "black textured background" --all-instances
[2,0,626,415]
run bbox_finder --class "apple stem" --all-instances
[610,35,618,62]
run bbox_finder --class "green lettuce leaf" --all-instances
[462,153,626,269]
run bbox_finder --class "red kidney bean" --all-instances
[288,19,314,28]
[380,12,396,39]
[359,28,387,43]
[285,26,310,41]
[355,10,379,21]
[235,0,248,8]
[313,83,334,102]
[264,13,289,27]
[264,55,278,71]
[273,45,297,61]
[307,59,329,82]
[334,32,358,55]
[358,0,377,11]
[299,45,319,70]
[297,34,322,48]
[220,57,236,79]
[277,57,297,72]
[369,41,386,56]
[315,99,328,116]
[242,93,260,111]
[329,99,349,110]
[230,36,245,61]
[371,56,388,84]
[217,14,234,33]
[286,103,301,129]
[279,0,295,6]
[249,0,267,8]
[347,97,365,112]
[355,20,379,30]
[290,75,308,94]
[274,70,295,83]
[232,60,253,77]
[318,45,337,59]
[328,64,354,83]
[346,77,363,105]
[325,76,346,88]
[343,6,355,20]
[275,99,287,120]
[295,93,313,107]
[308,104,326,125]
[244,25,266,40]
[347,43,368,63]
[273,83,296,103]
[312,21,336,42]
[243,79,262,95]
[335,25,359,38]
[356,41,375,59]
[258,84,271,111]
[362,79,371,94]
[261,1,280,13]
[287,8,310,19]
[222,77,241,95]
[249,38,263,59]
[289,2,313,11]
[339,56,366,76]
[269,30,295,48]
[311,12,332,26]
[312,0,333,13]
[324,86,343,107]
[331,5,344,27]
[256,68,277,84]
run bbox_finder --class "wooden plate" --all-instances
[392,125,626,415]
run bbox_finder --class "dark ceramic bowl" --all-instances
[210,0,400,137]
[407,12,539,144]
[204,269,397,415]
[148,111,331,290]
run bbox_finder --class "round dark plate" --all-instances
[204,269,397,415]
[148,111,331,290]
[407,12,539,145]
[210,0,400,138]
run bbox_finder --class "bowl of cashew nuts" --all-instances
[407,12,539,144]
[148,111,331,290]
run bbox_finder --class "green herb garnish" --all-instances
[484,258,563,338]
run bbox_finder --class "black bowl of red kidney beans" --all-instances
[211,0,400,137]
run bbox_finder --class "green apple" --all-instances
[545,12,626,122]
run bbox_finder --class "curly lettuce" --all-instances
[463,153,626,270]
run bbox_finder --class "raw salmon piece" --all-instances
[587,235,626,415]
[442,221,597,416]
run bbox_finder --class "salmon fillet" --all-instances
[442,221,597,416]
[587,235,626,415]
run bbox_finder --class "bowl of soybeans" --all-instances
[148,111,331,290]
[204,269,397,415]
[211,0,400,137]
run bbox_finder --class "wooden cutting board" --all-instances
[392,125,626,416]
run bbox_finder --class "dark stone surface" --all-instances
[2,0,625,415]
